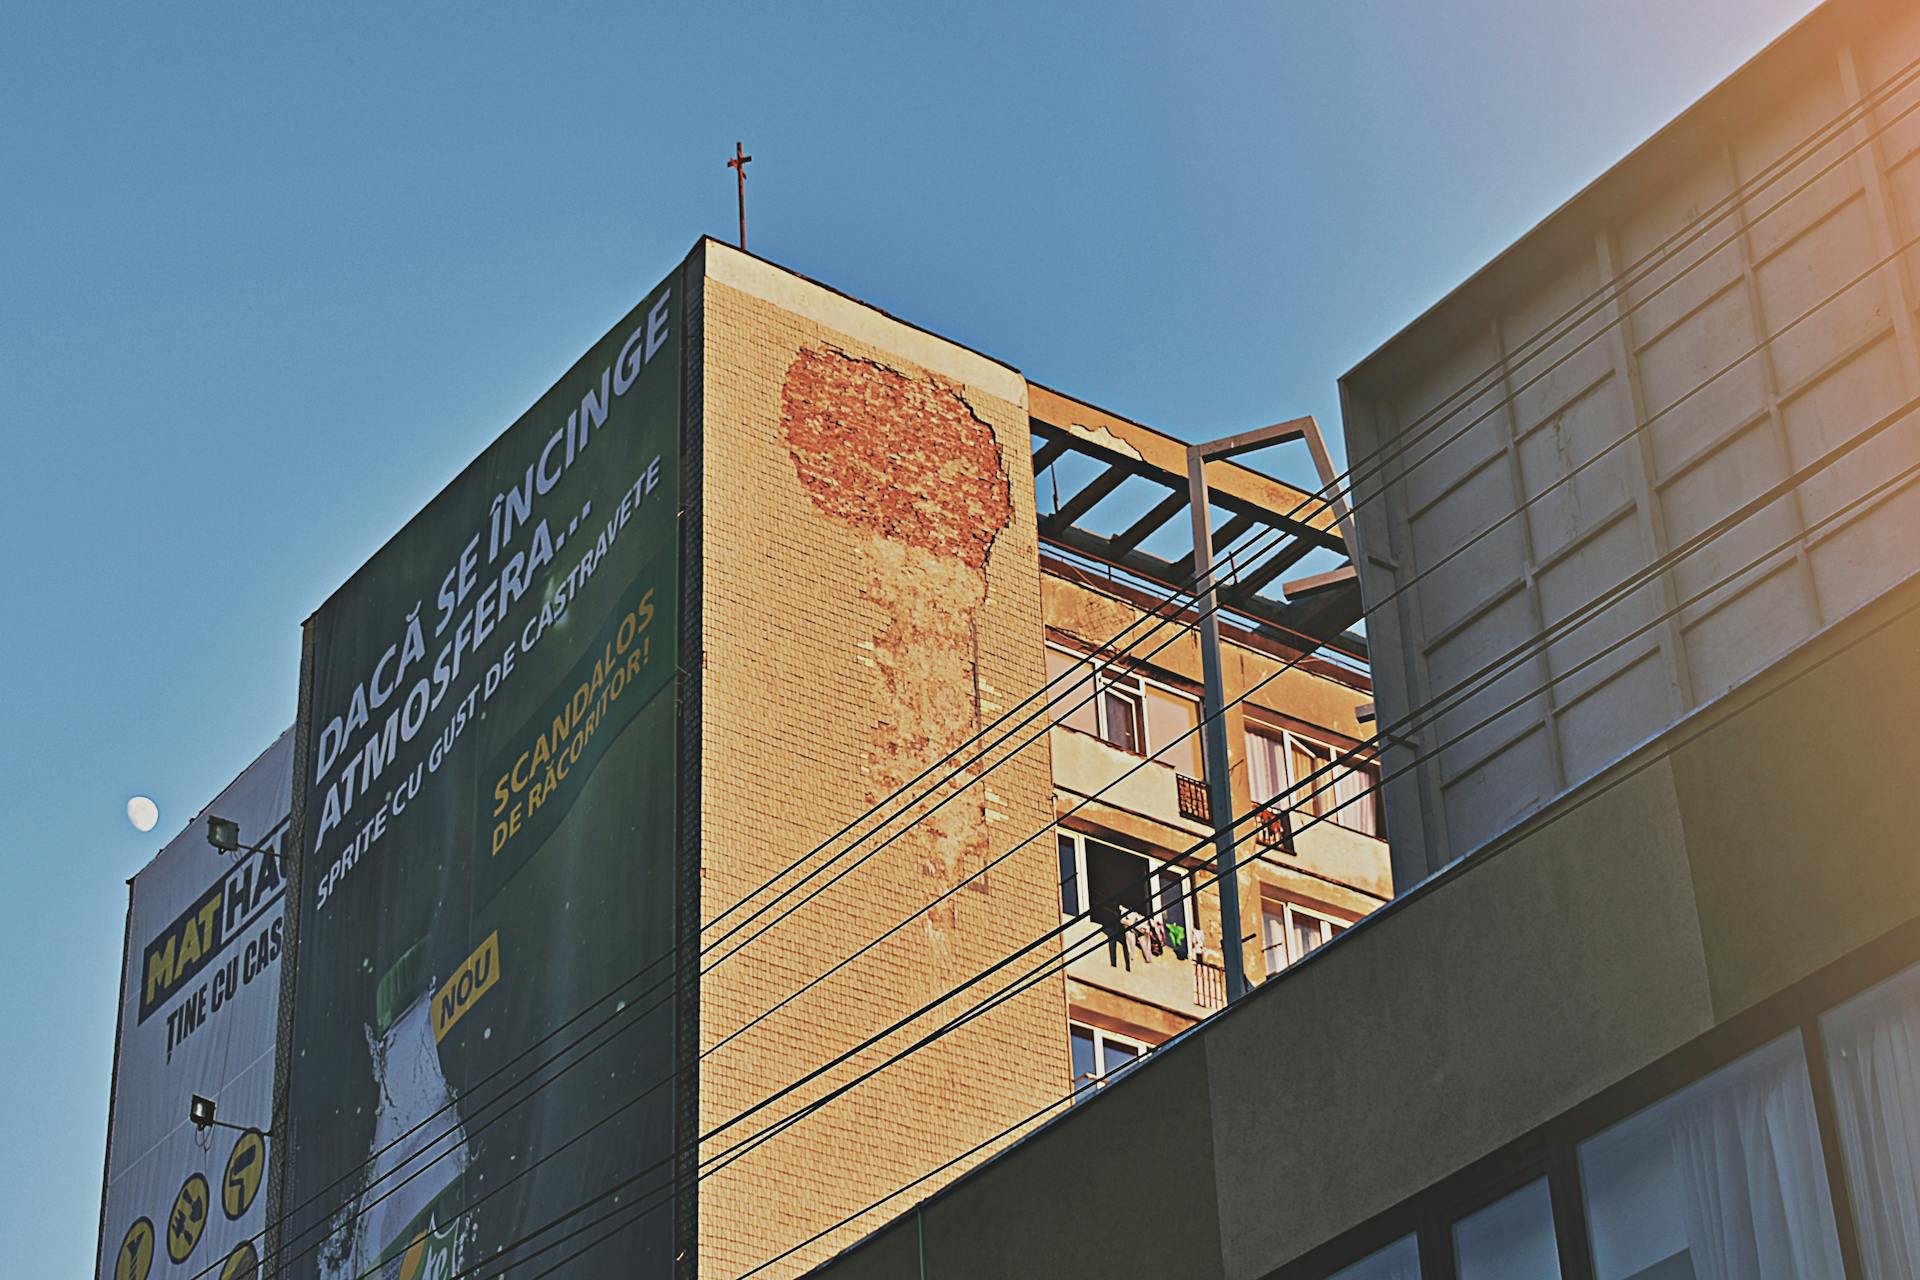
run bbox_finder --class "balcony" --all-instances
[1257,802,1394,901]
[1049,726,1211,838]
[1062,912,1224,1019]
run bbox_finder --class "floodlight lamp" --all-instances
[206,815,242,854]
[190,1094,217,1130]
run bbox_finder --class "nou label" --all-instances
[432,932,500,1044]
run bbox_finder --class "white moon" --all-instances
[127,796,159,833]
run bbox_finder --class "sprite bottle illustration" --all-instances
[326,941,470,1280]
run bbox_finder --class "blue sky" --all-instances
[0,1,1819,1271]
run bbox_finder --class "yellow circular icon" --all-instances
[167,1172,210,1263]
[223,1129,266,1220]
[115,1218,154,1280]
[220,1240,260,1280]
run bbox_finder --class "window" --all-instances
[1292,909,1343,963]
[1452,1178,1561,1280]
[1151,865,1189,938]
[1057,831,1188,927]
[1059,831,1198,969]
[1144,683,1203,778]
[1047,644,1203,774]
[1070,1022,1148,1101]
[1820,959,1920,1277]
[1301,956,1920,1280]
[1261,904,1287,977]
[1261,900,1348,977]
[1045,647,1100,739]
[1057,833,1079,916]
[1579,1032,1844,1279]
[1289,734,1336,816]
[1100,678,1144,754]
[1246,724,1381,837]
[1045,645,1144,754]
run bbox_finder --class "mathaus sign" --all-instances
[98,731,291,1280]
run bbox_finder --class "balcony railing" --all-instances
[1194,956,1227,1010]
[1175,774,1210,822]
[1253,801,1289,849]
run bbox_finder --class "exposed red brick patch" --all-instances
[780,346,1014,952]
[781,347,1011,567]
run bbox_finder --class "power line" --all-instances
[241,625,1303,1280]
[270,52,1920,1243]
[1289,444,1920,852]
[1289,51,1920,534]
[243,50,1920,1274]
[262,287,1918,1280]
[478,431,1920,1280]
[263,263,1916,1280]
[728,579,1920,1280]
[244,514,1297,1275]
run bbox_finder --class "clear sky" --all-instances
[0,1,1820,1271]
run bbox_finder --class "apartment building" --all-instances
[1028,385,1386,1095]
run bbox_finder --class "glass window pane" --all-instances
[1290,737,1333,816]
[1330,1234,1420,1280]
[1580,1032,1844,1280]
[1084,839,1149,922]
[1452,1178,1560,1280]
[1247,730,1283,804]
[1262,906,1288,977]
[1047,649,1099,737]
[1070,1026,1097,1101]
[1056,835,1079,915]
[1102,1038,1140,1075]
[1145,685,1202,778]
[1155,871,1188,934]
[1102,686,1142,754]
[1332,761,1380,836]
[1292,913,1325,961]
[1821,960,1920,1278]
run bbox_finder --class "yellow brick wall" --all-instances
[694,247,1070,1279]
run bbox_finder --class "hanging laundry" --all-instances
[1165,921,1188,960]
[1147,919,1166,956]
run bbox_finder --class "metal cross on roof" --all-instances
[726,141,752,250]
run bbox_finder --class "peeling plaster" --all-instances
[1063,419,1143,462]
[781,347,1014,960]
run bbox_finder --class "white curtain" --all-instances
[1823,963,1920,1280]
[1667,1038,1845,1280]
[1332,764,1377,836]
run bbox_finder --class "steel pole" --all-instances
[1187,446,1251,1002]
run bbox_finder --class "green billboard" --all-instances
[279,268,682,1279]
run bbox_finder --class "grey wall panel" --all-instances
[802,1217,922,1280]
[1206,757,1710,1279]
[915,1043,1225,1280]
[1340,0,1920,883]
[1673,576,1920,1023]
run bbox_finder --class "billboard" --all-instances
[277,269,683,1280]
[97,730,293,1280]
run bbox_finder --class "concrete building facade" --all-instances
[1340,0,1920,889]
